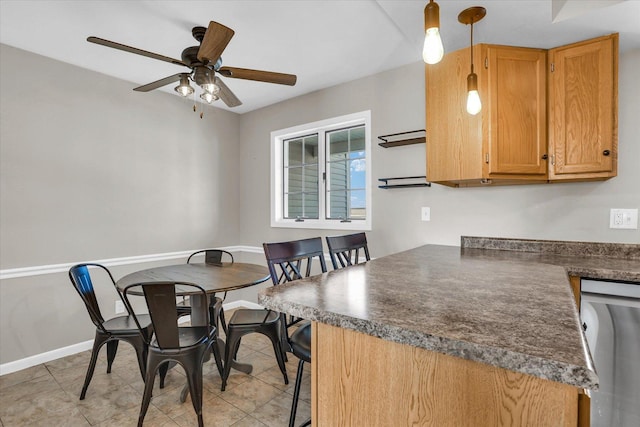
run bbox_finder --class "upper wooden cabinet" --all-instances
[549,34,618,181]
[486,46,547,177]
[426,34,618,187]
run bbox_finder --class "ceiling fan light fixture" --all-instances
[458,6,486,115]
[423,0,444,64]
[200,91,219,104]
[174,75,194,97]
[201,82,220,95]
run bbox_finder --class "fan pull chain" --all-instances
[193,90,197,112]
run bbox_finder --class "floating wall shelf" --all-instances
[377,129,430,189]
[378,176,431,189]
[378,129,426,148]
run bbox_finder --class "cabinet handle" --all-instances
[603,150,611,156]
[541,154,548,160]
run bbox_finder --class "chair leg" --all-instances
[158,362,170,389]
[211,339,224,377]
[221,330,243,391]
[184,355,205,427]
[266,329,289,385]
[130,338,147,381]
[138,356,159,427]
[80,333,106,400]
[289,359,305,427]
[280,313,290,361]
[219,308,227,334]
[106,339,119,373]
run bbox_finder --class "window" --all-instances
[271,111,371,230]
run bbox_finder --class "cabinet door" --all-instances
[485,46,547,176]
[426,46,483,183]
[549,34,618,179]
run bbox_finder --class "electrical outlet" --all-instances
[115,300,125,314]
[421,207,431,221]
[609,209,638,229]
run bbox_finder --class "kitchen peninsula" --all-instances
[259,237,640,426]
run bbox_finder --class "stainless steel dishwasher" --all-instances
[580,279,640,427]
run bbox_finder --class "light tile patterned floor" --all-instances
[0,315,311,426]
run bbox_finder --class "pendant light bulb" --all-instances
[423,28,444,64]
[423,0,444,64]
[466,72,482,115]
[458,6,486,116]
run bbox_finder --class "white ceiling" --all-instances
[1,1,638,114]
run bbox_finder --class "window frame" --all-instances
[271,110,372,230]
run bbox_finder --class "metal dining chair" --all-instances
[123,281,222,427]
[68,263,152,400]
[176,249,233,333]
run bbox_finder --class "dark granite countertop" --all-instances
[258,238,639,390]
[461,236,640,282]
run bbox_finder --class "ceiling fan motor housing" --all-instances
[181,46,202,67]
[193,66,215,87]
[192,26,207,43]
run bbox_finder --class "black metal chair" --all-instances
[220,307,288,392]
[68,263,151,400]
[123,281,222,427]
[177,249,234,332]
[326,232,371,270]
[263,237,327,427]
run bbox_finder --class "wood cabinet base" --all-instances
[312,322,578,426]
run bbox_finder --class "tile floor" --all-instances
[0,316,311,426]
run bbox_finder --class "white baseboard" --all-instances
[0,339,94,376]
[0,299,265,376]
[222,300,264,310]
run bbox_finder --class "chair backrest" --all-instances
[69,263,122,332]
[187,249,234,266]
[263,237,327,285]
[326,232,371,270]
[122,282,210,350]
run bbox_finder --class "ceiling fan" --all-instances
[87,21,297,108]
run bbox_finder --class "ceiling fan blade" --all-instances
[133,73,186,92]
[87,36,187,67]
[197,21,235,65]
[218,67,297,86]
[215,77,242,107]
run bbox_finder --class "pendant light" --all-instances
[458,6,486,115]
[423,0,444,64]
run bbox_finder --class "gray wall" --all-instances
[0,44,242,364]
[237,50,640,254]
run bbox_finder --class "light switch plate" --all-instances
[421,207,431,221]
[609,208,638,229]
[115,300,125,314]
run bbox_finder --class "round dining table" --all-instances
[116,261,271,383]
[116,261,270,326]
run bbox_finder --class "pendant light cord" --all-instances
[470,22,474,74]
